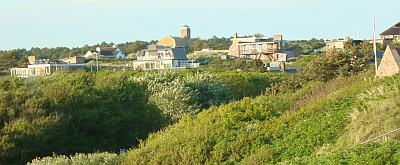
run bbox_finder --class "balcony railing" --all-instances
[241,48,276,54]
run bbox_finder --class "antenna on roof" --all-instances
[373,17,378,75]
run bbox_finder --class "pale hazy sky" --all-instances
[1,0,399,50]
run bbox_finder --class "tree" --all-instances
[0,51,18,71]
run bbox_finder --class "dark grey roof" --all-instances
[171,47,188,60]
[100,48,119,56]
[380,22,400,36]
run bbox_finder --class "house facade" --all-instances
[133,45,196,70]
[325,39,363,50]
[132,26,198,70]
[377,46,400,77]
[84,46,126,59]
[228,34,284,62]
[380,22,400,46]
[10,56,86,78]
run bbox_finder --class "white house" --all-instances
[84,46,126,59]
[133,45,198,70]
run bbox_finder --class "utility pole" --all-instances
[96,53,99,71]
[373,17,378,75]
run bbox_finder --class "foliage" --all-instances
[203,59,267,72]
[189,36,231,52]
[131,70,280,121]
[286,38,326,54]
[302,41,372,82]
[293,141,400,164]
[0,50,27,71]
[267,41,373,95]
[289,55,317,69]
[18,39,399,165]
[0,69,280,164]
[0,41,149,71]
[188,53,221,65]
[28,152,120,165]
[121,70,383,164]
[0,71,167,164]
[389,41,400,48]
[140,73,199,120]
[285,74,400,164]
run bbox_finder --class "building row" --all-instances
[10,56,86,78]
[10,25,198,77]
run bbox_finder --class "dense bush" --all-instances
[132,70,280,120]
[122,71,382,164]
[26,70,398,165]
[0,70,280,164]
[267,41,373,95]
[302,41,372,82]
[28,152,120,165]
[203,59,267,72]
[0,72,167,164]
[286,38,325,54]
[294,141,400,164]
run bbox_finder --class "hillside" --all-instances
[28,71,400,165]
[119,71,399,164]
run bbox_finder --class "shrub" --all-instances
[29,152,120,165]
[0,71,167,164]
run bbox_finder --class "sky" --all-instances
[1,0,399,50]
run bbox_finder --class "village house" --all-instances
[132,25,198,70]
[377,46,400,77]
[133,45,196,70]
[227,33,288,71]
[228,33,285,62]
[324,38,363,50]
[84,45,126,59]
[157,25,191,52]
[10,56,86,78]
[380,22,400,46]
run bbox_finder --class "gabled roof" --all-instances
[380,22,400,36]
[377,46,400,77]
[171,47,188,60]
[170,36,187,44]
[157,36,188,48]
